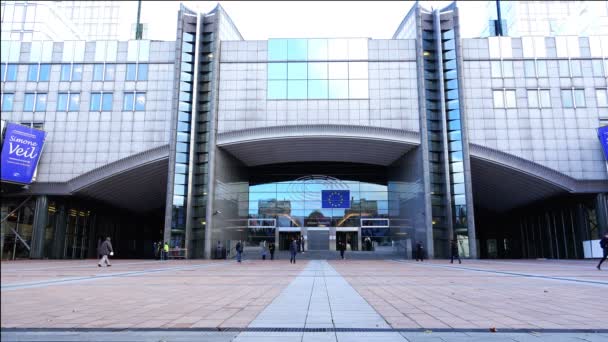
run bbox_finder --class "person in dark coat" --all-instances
[98,237,113,267]
[338,241,346,260]
[269,242,276,260]
[597,232,608,270]
[289,238,297,264]
[236,241,243,263]
[415,241,424,261]
[450,239,461,264]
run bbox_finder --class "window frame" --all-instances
[596,88,608,107]
[93,63,116,81]
[122,91,146,111]
[90,92,113,111]
[1,92,15,111]
[57,92,81,112]
[23,92,47,112]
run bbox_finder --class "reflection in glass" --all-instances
[308,79,328,99]
[287,80,307,99]
[288,62,307,79]
[268,80,287,99]
[308,39,328,60]
[308,62,328,79]
[573,89,585,107]
[268,63,287,79]
[268,39,288,60]
[329,79,348,99]
[328,62,348,79]
[287,39,307,60]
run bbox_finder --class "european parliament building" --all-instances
[1,2,607,260]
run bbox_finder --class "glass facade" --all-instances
[267,38,369,100]
[170,30,197,250]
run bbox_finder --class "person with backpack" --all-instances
[597,232,608,270]
[236,241,243,263]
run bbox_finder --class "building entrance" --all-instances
[336,231,358,251]
[279,231,301,251]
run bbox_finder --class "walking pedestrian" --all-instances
[216,240,223,259]
[415,241,424,261]
[289,238,297,264]
[338,241,346,260]
[269,242,275,260]
[157,240,163,260]
[300,237,305,253]
[597,232,608,270]
[261,241,267,260]
[236,240,243,263]
[450,239,461,264]
[98,237,113,267]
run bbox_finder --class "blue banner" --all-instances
[599,126,608,161]
[322,190,350,209]
[1,123,47,184]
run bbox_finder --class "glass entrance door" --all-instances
[336,231,358,251]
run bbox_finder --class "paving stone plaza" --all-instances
[1,258,607,341]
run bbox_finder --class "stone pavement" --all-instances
[1,258,607,341]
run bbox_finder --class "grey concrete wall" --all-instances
[217,39,419,133]
[461,36,608,181]
[0,40,176,183]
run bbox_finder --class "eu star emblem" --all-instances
[322,190,350,209]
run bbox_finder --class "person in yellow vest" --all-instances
[163,241,169,261]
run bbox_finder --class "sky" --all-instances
[137,1,489,41]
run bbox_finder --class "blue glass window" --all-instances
[126,64,137,80]
[138,64,148,80]
[72,64,83,81]
[177,121,190,132]
[288,62,307,79]
[60,64,71,81]
[268,63,287,80]
[27,65,39,81]
[24,94,35,111]
[38,64,50,81]
[308,80,328,99]
[57,93,69,111]
[287,80,307,99]
[561,90,573,108]
[268,39,288,61]
[176,142,189,153]
[91,92,112,111]
[1,93,14,111]
[102,93,113,111]
[268,80,287,99]
[34,93,47,111]
[287,39,307,60]
[2,64,17,81]
[69,93,80,111]
[58,93,81,112]
[104,64,115,81]
[93,64,104,80]
[135,92,146,110]
[90,93,101,111]
[123,93,134,110]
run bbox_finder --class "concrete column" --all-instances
[52,205,67,259]
[29,196,48,259]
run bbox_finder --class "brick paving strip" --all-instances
[3,259,608,341]
[330,259,608,331]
